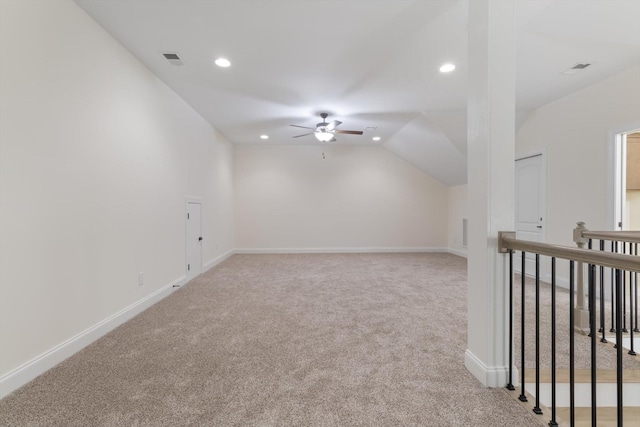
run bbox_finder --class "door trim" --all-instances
[607,122,640,230]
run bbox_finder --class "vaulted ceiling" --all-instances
[74,0,640,186]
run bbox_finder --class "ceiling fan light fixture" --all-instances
[315,131,334,142]
[291,113,363,142]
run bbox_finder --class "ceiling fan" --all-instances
[290,113,364,142]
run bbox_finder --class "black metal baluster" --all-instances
[630,260,636,356]
[631,241,637,357]
[589,264,597,426]
[635,242,639,333]
[598,246,603,339]
[507,249,516,390]
[615,268,623,427]
[519,252,527,403]
[623,242,628,333]
[534,254,542,415]
[611,241,616,333]
[600,240,607,343]
[569,261,575,427]
[588,239,593,327]
[549,257,558,427]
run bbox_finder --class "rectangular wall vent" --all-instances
[563,63,591,75]
[162,52,184,66]
[462,218,468,248]
[572,63,590,69]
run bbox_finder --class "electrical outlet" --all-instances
[138,272,144,286]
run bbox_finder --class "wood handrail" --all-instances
[581,230,640,244]
[498,231,640,273]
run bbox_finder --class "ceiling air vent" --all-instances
[562,63,591,75]
[162,52,184,66]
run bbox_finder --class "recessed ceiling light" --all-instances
[372,136,381,141]
[260,135,269,140]
[215,58,231,68]
[439,63,455,73]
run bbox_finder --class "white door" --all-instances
[186,201,202,281]
[515,154,546,275]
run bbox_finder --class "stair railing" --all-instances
[499,231,640,427]
[573,223,640,355]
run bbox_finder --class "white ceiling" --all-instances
[74,0,640,186]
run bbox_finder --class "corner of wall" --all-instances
[0,275,184,400]
[448,247,468,258]
[464,349,510,388]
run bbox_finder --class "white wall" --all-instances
[517,65,640,245]
[0,0,234,392]
[516,65,640,286]
[234,144,449,251]
[447,184,468,257]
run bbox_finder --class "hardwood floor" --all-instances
[507,369,640,427]
[556,407,640,427]
[525,369,640,384]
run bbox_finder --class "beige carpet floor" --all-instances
[1,253,546,426]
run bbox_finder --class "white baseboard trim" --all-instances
[234,247,449,254]
[203,249,234,272]
[464,349,510,388]
[0,275,185,400]
[447,247,467,258]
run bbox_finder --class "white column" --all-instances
[465,0,516,388]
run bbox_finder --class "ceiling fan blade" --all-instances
[292,132,314,138]
[290,124,315,130]
[334,130,364,135]
[326,120,342,131]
